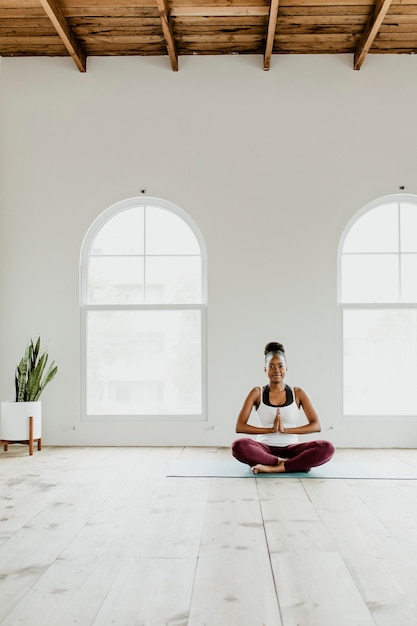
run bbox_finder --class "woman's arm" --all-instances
[235,387,279,434]
[278,387,321,435]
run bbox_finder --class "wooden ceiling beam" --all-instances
[264,0,279,70]
[38,0,86,72]
[155,0,178,71]
[171,8,269,17]
[354,0,393,70]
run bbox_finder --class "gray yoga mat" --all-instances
[167,459,417,479]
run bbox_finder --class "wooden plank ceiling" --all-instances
[1,0,417,72]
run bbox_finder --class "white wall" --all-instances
[1,53,417,448]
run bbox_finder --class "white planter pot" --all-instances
[0,401,42,440]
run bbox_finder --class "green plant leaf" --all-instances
[26,352,48,402]
[15,338,58,402]
[34,362,58,400]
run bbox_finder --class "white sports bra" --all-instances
[256,385,299,446]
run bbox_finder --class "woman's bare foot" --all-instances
[251,460,286,474]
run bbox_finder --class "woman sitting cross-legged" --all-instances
[231,341,335,474]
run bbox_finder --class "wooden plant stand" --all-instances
[0,415,42,455]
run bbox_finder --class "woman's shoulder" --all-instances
[293,386,309,404]
[248,384,263,391]
[247,386,262,404]
[293,385,306,394]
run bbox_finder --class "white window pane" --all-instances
[343,204,398,253]
[89,257,144,304]
[91,208,144,255]
[145,257,202,304]
[86,310,202,416]
[146,207,200,255]
[341,254,399,303]
[400,203,417,252]
[343,308,417,415]
[401,254,417,302]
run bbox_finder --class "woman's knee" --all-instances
[317,439,335,461]
[231,438,248,460]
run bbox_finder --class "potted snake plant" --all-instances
[1,337,58,443]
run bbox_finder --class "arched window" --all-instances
[80,197,207,419]
[339,195,417,418]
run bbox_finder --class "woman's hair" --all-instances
[264,341,286,363]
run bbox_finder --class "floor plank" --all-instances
[188,477,282,625]
[257,478,375,626]
[304,478,417,625]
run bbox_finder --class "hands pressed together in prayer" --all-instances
[272,409,286,433]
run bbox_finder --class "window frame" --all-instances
[80,196,208,422]
[338,193,417,422]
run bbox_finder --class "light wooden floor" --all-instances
[1,446,417,626]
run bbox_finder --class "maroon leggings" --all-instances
[231,438,335,473]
